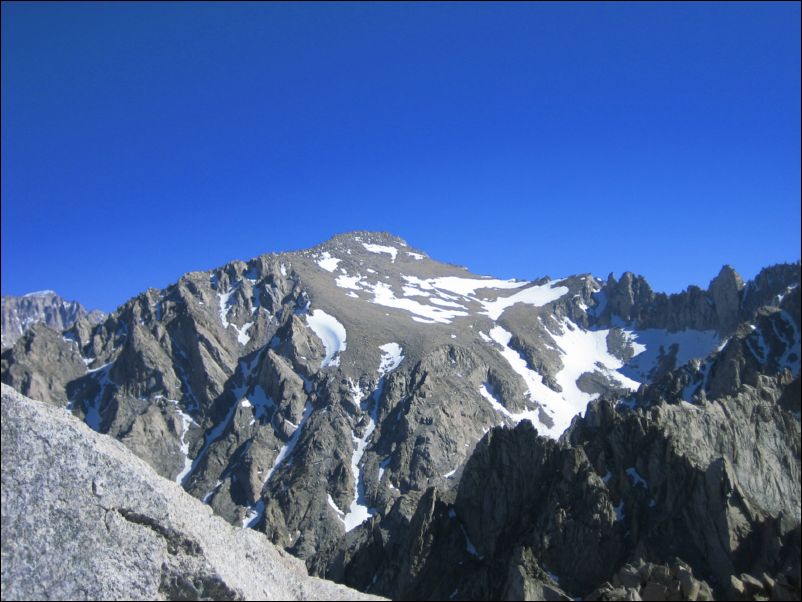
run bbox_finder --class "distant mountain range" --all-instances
[1,231,799,601]
[1,290,104,349]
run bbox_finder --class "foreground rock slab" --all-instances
[0,384,382,601]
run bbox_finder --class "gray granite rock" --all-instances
[0,384,382,601]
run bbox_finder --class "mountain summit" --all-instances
[1,232,799,600]
[1,290,105,349]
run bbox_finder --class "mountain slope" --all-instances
[0,384,382,601]
[1,231,799,599]
[1,290,104,349]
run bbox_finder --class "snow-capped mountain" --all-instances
[1,290,104,349]
[1,231,799,601]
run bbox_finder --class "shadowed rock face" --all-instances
[314,373,799,601]
[1,290,104,349]
[0,384,383,602]
[0,232,799,600]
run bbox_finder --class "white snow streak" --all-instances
[480,281,569,320]
[342,414,377,532]
[362,243,398,262]
[328,494,346,521]
[160,397,197,485]
[233,321,253,345]
[370,282,468,324]
[217,286,237,328]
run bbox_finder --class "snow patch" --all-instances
[327,494,346,521]
[217,285,238,328]
[481,318,649,436]
[484,326,567,437]
[549,319,641,406]
[369,282,468,324]
[420,276,526,297]
[480,281,569,320]
[343,401,379,531]
[158,396,197,485]
[240,385,275,425]
[317,252,341,272]
[203,480,223,504]
[233,321,253,345]
[306,309,347,368]
[618,328,720,382]
[626,467,648,488]
[362,243,398,262]
[335,273,363,290]
[378,343,404,374]
[402,285,430,297]
[479,382,517,422]
[460,523,482,558]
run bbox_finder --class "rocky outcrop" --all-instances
[1,290,104,349]
[597,263,799,336]
[586,559,714,601]
[0,322,87,404]
[603,272,656,324]
[708,265,745,334]
[0,384,381,601]
[312,367,800,601]
[741,263,801,317]
[641,288,800,408]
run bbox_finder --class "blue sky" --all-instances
[2,2,800,312]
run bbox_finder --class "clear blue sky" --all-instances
[2,2,800,312]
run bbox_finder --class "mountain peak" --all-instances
[710,264,744,290]
[1,290,105,349]
[320,230,410,250]
[305,230,426,267]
